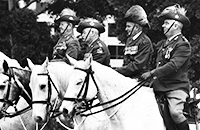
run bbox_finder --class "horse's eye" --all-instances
[0,85,5,90]
[40,84,46,90]
[76,81,83,86]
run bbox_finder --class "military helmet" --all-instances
[158,4,191,28]
[77,18,105,34]
[55,8,80,25]
[124,5,149,27]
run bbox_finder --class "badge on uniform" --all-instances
[165,47,173,59]
[124,46,138,55]
[96,48,103,53]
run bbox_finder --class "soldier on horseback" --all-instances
[52,8,81,61]
[141,4,191,130]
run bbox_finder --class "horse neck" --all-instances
[13,68,32,104]
[14,68,31,87]
[92,62,139,111]
[48,62,73,97]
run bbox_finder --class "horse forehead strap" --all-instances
[3,67,15,80]
[74,67,94,74]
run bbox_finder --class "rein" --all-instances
[31,71,61,126]
[63,67,99,110]
[63,66,148,117]
[32,72,60,105]
[0,67,32,118]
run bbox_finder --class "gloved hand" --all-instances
[141,71,152,80]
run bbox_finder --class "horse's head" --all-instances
[0,60,23,117]
[60,55,98,119]
[28,57,52,123]
[28,57,70,123]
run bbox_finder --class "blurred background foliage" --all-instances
[0,0,200,89]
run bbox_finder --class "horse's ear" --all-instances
[85,54,93,67]
[27,58,35,70]
[3,60,9,72]
[66,54,77,65]
[42,57,49,70]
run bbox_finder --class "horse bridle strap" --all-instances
[32,72,60,113]
[32,73,51,105]
[79,79,148,116]
[63,67,99,108]
[0,67,33,118]
[0,68,21,109]
[71,67,148,116]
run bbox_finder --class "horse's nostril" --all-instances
[34,116,43,123]
[63,108,68,115]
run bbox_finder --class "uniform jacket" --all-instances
[116,32,153,78]
[152,34,191,94]
[52,33,81,59]
[84,38,110,66]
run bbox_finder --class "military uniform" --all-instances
[52,34,80,59]
[116,32,153,78]
[140,4,191,130]
[84,38,110,66]
[152,34,191,94]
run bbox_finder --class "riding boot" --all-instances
[176,120,190,130]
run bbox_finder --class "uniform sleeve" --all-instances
[116,41,153,77]
[153,41,191,78]
[65,40,80,59]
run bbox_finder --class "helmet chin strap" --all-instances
[83,28,92,42]
[129,24,136,37]
[164,21,175,35]
[60,23,69,36]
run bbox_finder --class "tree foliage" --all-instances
[0,5,55,65]
[1,0,200,89]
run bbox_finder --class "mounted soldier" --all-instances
[52,8,81,62]
[115,5,153,79]
[141,4,191,130]
[77,18,111,66]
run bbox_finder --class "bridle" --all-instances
[31,71,61,118]
[0,68,19,112]
[63,66,98,114]
[0,67,32,118]
[63,66,148,117]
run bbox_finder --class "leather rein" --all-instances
[31,71,61,118]
[0,67,32,118]
[63,66,147,117]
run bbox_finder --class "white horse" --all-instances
[27,57,73,123]
[28,57,109,130]
[0,56,64,130]
[60,55,166,130]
